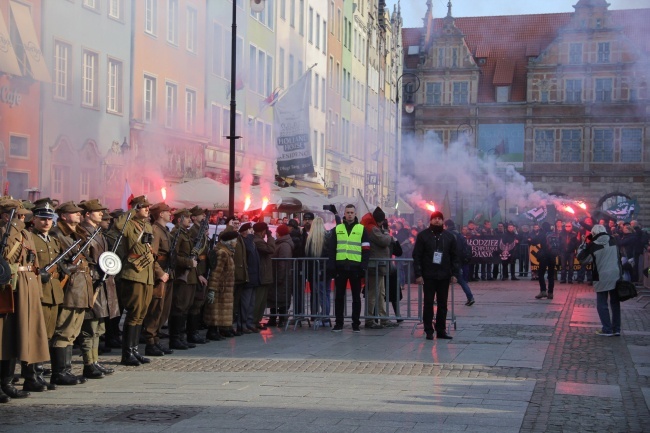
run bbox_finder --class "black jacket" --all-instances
[327,218,370,273]
[412,227,460,280]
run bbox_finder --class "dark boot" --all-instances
[179,315,196,348]
[267,309,277,326]
[206,326,223,341]
[169,316,189,350]
[35,363,56,390]
[82,364,105,379]
[50,347,79,386]
[120,325,141,366]
[187,314,208,344]
[93,347,114,375]
[145,343,165,356]
[22,362,46,392]
[0,362,9,403]
[132,325,151,364]
[1,359,30,399]
[155,342,174,355]
[65,346,87,384]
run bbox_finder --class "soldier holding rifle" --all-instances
[49,201,95,386]
[113,196,155,366]
[186,206,209,344]
[0,199,49,402]
[141,202,174,356]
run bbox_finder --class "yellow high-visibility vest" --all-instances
[335,223,364,262]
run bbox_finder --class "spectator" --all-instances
[501,222,519,281]
[445,219,475,306]
[480,220,494,281]
[531,222,558,300]
[269,224,293,327]
[559,221,579,284]
[304,217,332,325]
[238,223,259,334]
[518,224,531,278]
[252,222,275,330]
[576,217,594,284]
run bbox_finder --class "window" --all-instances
[337,8,341,41]
[597,42,610,63]
[145,0,157,35]
[249,45,257,93]
[315,13,320,49]
[621,128,642,163]
[7,172,28,200]
[452,82,468,105]
[290,0,295,27]
[308,7,313,43]
[211,105,221,143]
[437,48,445,68]
[108,0,122,20]
[328,56,333,88]
[534,129,555,162]
[279,48,285,88]
[569,43,582,64]
[560,129,581,162]
[9,135,28,158]
[595,78,612,102]
[186,89,196,132]
[82,50,99,108]
[314,73,319,108]
[452,48,458,68]
[565,79,582,103]
[258,50,266,94]
[224,32,243,81]
[266,55,273,100]
[212,23,222,76]
[593,129,613,162]
[299,0,304,35]
[80,169,91,200]
[107,58,123,114]
[165,82,177,128]
[144,75,156,123]
[53,41,72,101]
[52,166,68,197]
[83,0,99,12]
[167,0,179,45]
[496,86,510,103]
[289,54,294,85]
[540,90,549,103]
[322,19,326,53]
[280,0,286,20]
[425,82,442,105]
[329,2,334,33]
[321,77,326,113]
[335,62,340,93]
[186,7,197,53]
[343,17,348,48]
[251,0,274,28]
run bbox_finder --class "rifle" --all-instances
[0,208,16,285]
[60,227,102,288]
[205,228,219,279]
[43,239,82,273]
[179,213,209,282]
[166,223,182,276]
[0,208,17,255]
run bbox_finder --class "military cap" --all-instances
[219,230,239,242]
[129,195,151,209]
[33,202,56,219]
[109,208,125,218]
[187,205,203,217]
[33,197,58,209]
[173,208,190,218]
[253,222,268,232]
[101,213,113,221]
[55,201,84,215]
[0,198,31,215]
[239,222,252,233]
[150,202,172,217]
[79,199,107,212]
[21,200,34,210]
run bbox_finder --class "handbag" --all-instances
[0,286,14,314]
[615,279,638,302]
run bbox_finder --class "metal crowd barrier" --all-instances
[269,257,458,334]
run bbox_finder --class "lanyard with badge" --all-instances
[432,233,443,265]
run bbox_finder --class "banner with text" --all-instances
[274,73,314,176]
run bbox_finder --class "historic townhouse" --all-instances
[402,0,650,222]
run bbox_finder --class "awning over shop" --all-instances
[9,1,51,82]
[396,197,415,214]
[0,9,22,76]
[279,177,328,195]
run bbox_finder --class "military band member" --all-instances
[78,200,119,379]
[186,206,209,345]
[169,209,199,350]
[141,202,173,356]
[0,199,49,402]
[113,196,155,366]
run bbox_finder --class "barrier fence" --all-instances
[269,257,457,333]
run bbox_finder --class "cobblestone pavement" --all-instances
[1,280,649,433]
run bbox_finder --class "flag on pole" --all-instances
[258,87,281,111]
[121,179,134,210]
[274,71,314,176]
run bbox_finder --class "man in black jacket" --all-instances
[413,211,460,340]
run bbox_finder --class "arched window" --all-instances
[598,192,631,211]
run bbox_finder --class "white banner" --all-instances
[274,72,314,176]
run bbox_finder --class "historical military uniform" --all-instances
[186,206,209,344]
[0,199,49,401]
[141,202,174,356]
[169,209,198,350]
[102,208,126,350]
[78,199,119,379]
[49,201,94,386]
[113,196,155,366]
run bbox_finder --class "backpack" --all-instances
[546,232,561,257]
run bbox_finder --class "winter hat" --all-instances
[430,211,444,221]
[276,224,290,237]
[444,219,456,229]
[287,219,299,229]
[239,222,252,233]
[219,230,239,242]
[590,224,607,236]
[372,207,386,224]
[253,222,268,232]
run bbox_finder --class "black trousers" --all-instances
[334,270,362,326]
[422,278,450,334]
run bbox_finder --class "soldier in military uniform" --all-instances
[27,199,62,392]
[169,209,199,350]
[0,199,49,402]
[186,206,209,344]
[103,208,125,350]
[78,199,120,379]
[141,202,173,356]
[49,201,94,386]
[113,196,155,366]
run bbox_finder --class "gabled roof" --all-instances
[403,8,650,103]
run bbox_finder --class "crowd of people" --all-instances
[0,194,647,404]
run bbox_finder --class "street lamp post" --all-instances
[394,72,420,214]
[227,3,239,217]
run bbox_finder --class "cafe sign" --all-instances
[0,86,22,107]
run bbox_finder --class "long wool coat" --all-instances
[203,243,235,327]
[0,219,50,364]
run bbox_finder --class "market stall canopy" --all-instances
[276,187,329,212]
[396,197,415,214]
